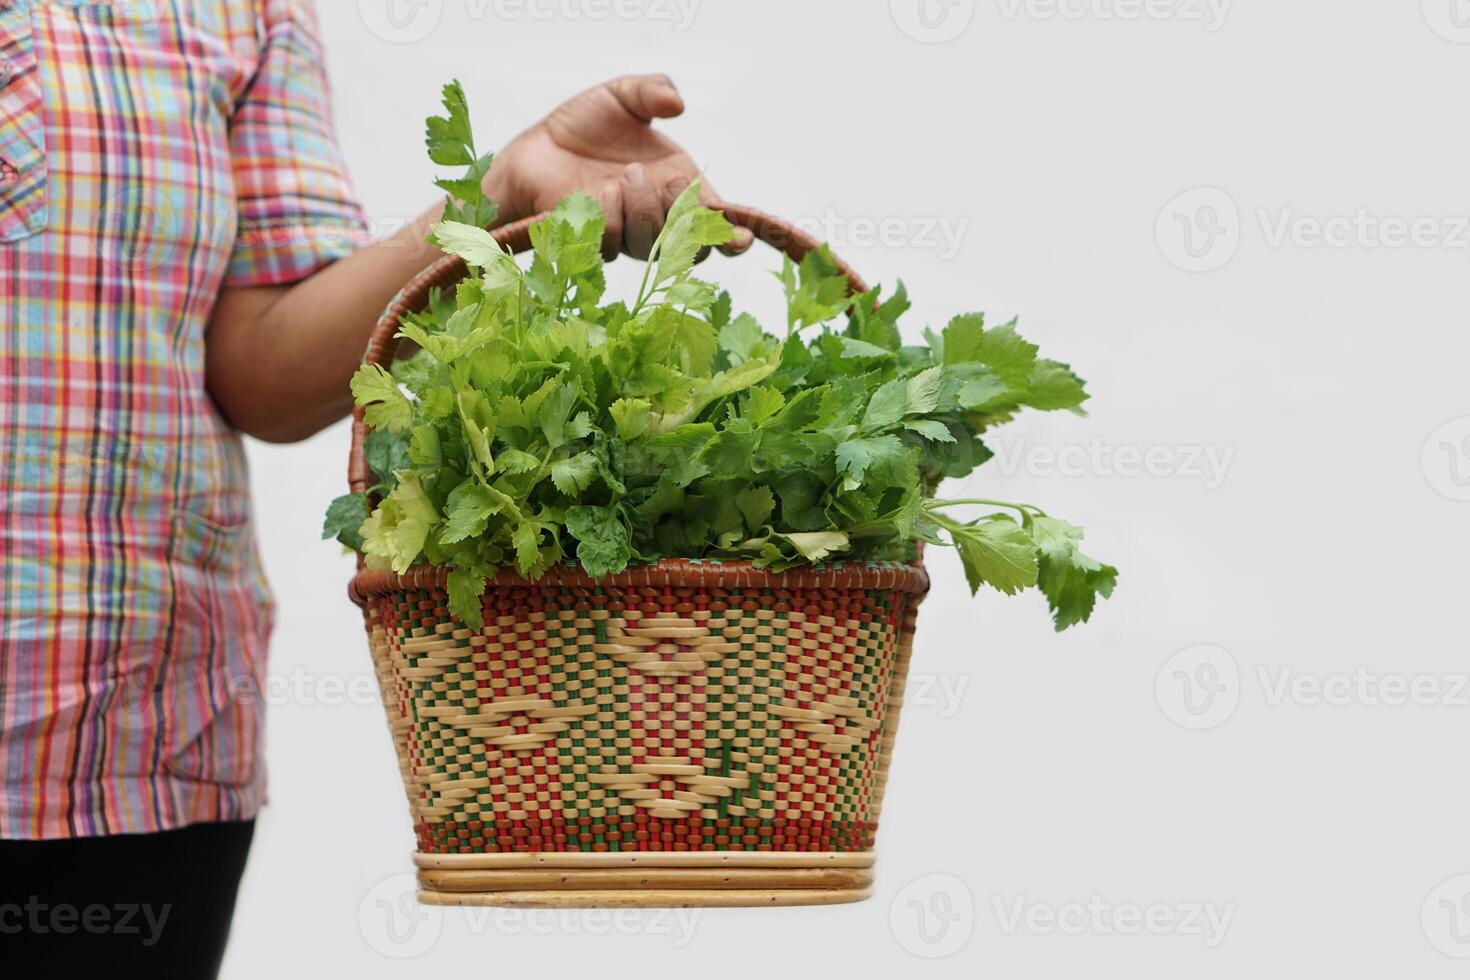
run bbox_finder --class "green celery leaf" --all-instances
[442,480,504,544]
[446,567,487,629]
[734,485,776,532]
[835,434,907,490]
[425,80,473,165]
[565,505,632,578]
[351,364,415,434]
[905,419,957,443]
[1031,516,1118,630]
[361,476,438,574]
[840,337,896,360]
[702,422,763,479]
[497,448,542,475]
[944,315,1039,389]
[942,516,1040,596]
[718,313,764,361]
[1025,360,1090,412]
[746,387,786,426]
[609,398,653,440]
[322,493,370,551]
[647,423,716,486]
[431,220,512,270]
[538,382,581,449]
[511,521,545,576]
[777,531,851,563]
[905,366,945,415]
[781,246,852,330]
[364,428,412,490]
[409,424,443,467]
[861,379,909,432]
[550,452,598,496]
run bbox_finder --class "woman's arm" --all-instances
[206,74,750,444]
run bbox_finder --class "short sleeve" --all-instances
[224,0,372,288]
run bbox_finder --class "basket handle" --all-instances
[348,205,869,494]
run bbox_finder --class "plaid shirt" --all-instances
[0,0,369,839]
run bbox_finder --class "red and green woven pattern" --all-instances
[362,572,922,854]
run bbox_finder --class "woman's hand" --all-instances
[486,74,754,260]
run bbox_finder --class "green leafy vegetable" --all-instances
[427,80,498,229]
[322,492,370,551]
[330,81,1118,633]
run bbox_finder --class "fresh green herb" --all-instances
[425,80,499,229]
[326,81,1117,633]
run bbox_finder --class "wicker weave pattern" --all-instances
[362,573,923,855]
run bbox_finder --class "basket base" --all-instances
[419,887,872,908]
[414,851,876,908]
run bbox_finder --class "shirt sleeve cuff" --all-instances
[223,219,376,289]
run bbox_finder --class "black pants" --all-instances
[1,819,254,979]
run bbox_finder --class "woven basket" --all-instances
[348,206,930,908]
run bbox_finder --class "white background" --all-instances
[227,1,1470,975]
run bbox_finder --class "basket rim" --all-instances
[349,558,929,606]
